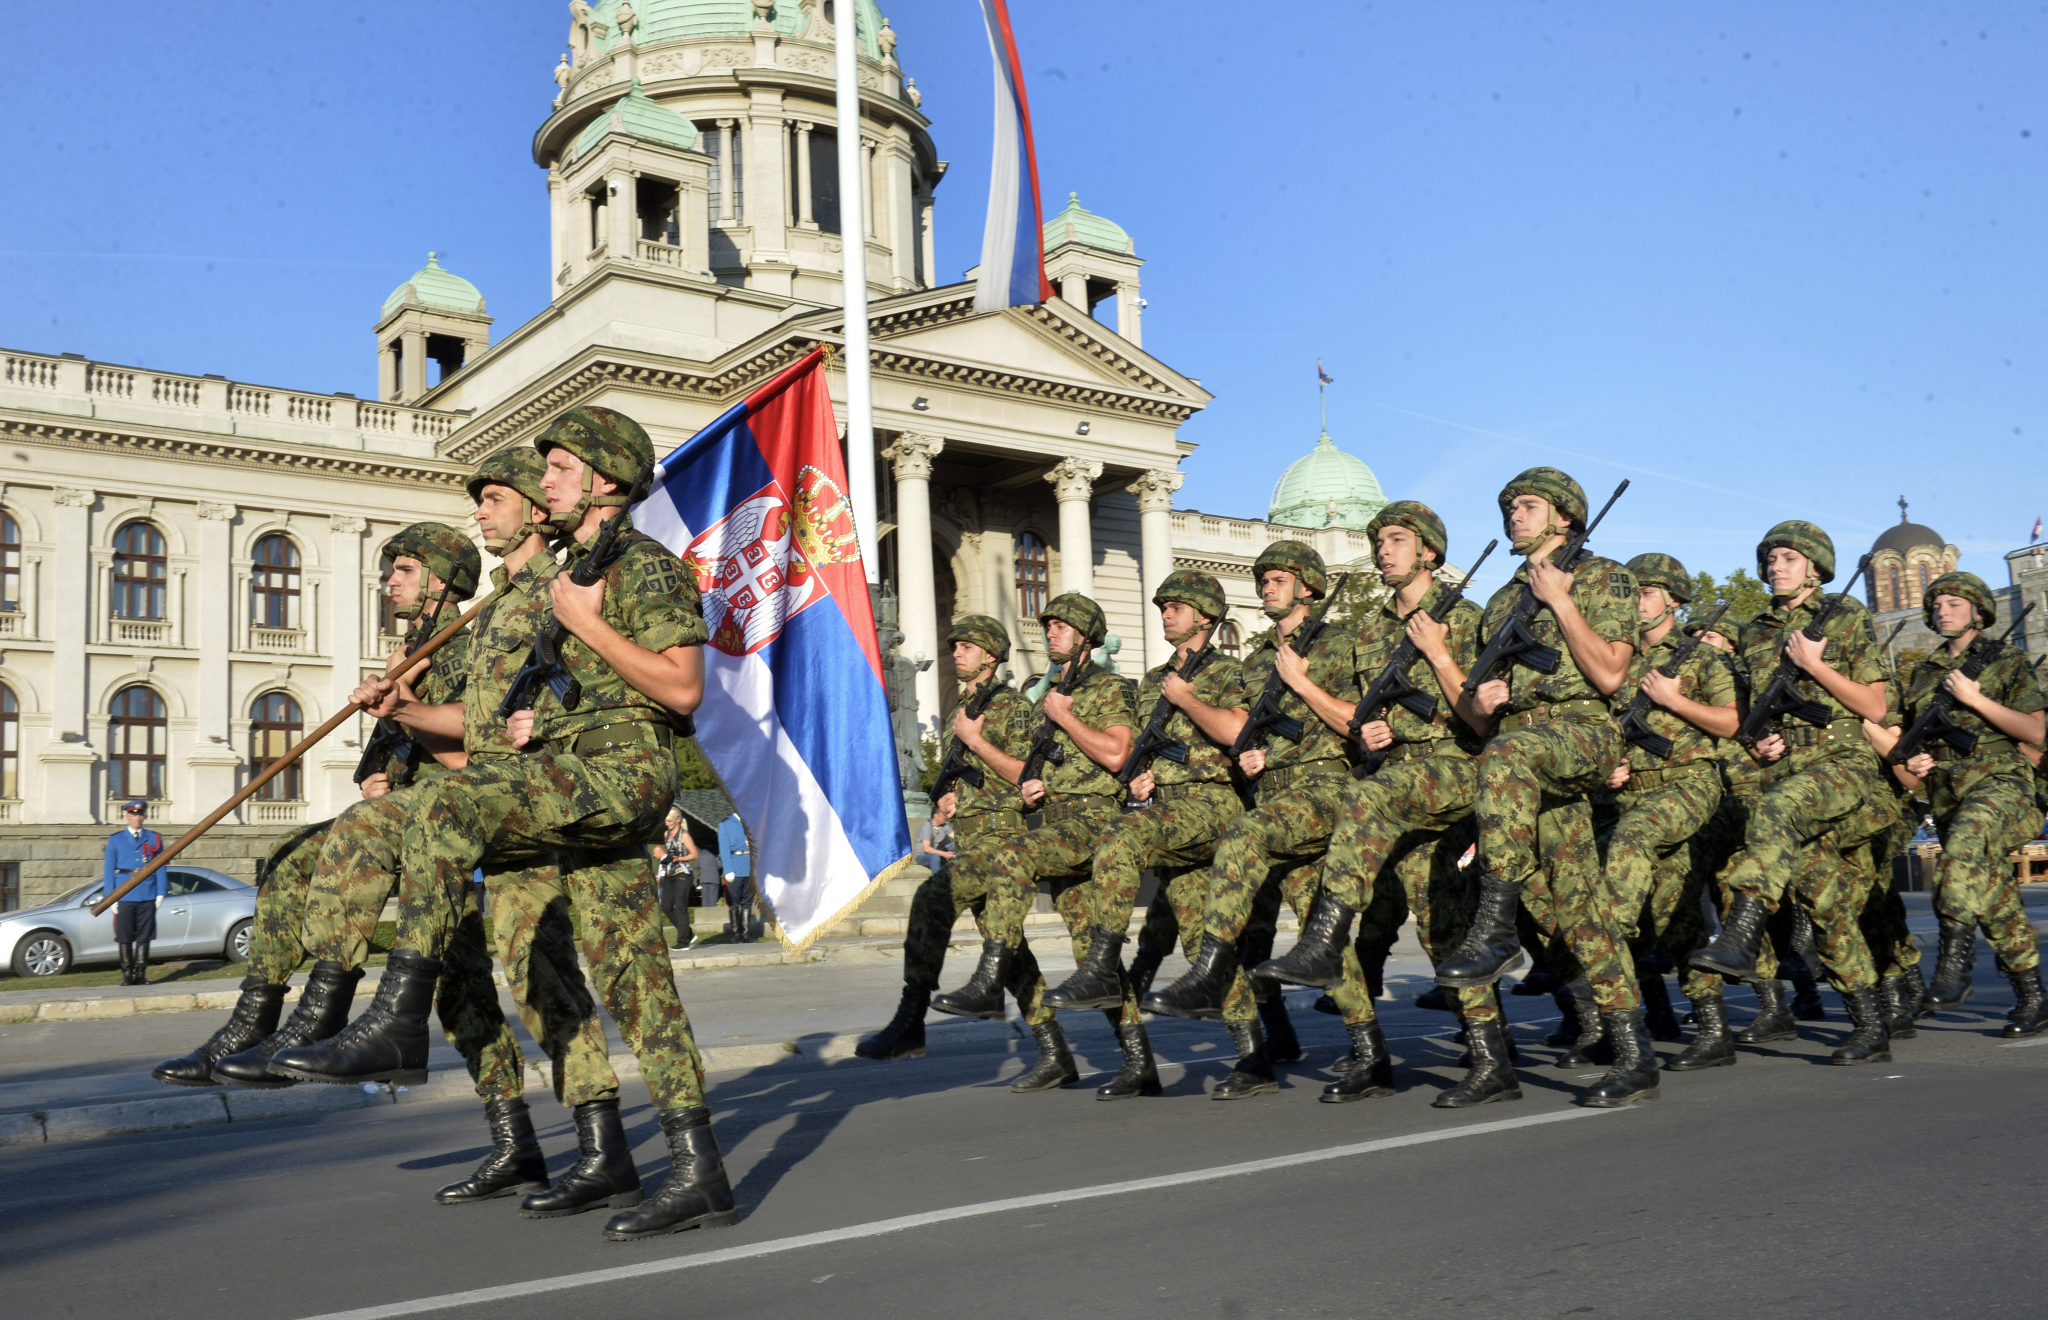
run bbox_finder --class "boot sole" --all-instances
[853,1045,926,1061]
[1010,1074,1080,1093]
[268,1063,429,1086]
[152,1069,227,1088]
[1663,1053,1737,1072]
[929,1003,1006,1021]
[1432,1086,1521,1109]
[1319,1084,1394,1103]
[603,1207,739,1241]
[436,1179,548,1205]
[522,1188,643,1219]
[1828,1049,1892,1065]
[1096,1082,1163,1101]
[1687,957,1756,982]
[213,1073,301,1090]
[1735,1030,1795,1045]
[1433,952,1528,989]
[1139,1000,1225,1022]
[1581,1088,1660,1108]
[1041,993,1124,1012]
[1252,961,1341,990]
[1210,1081,1279,1100]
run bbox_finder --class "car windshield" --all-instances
[53,881,105,907]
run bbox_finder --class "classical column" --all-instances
[883,433,945,731]
[547,164,565,291]
[1118,285,1143,347]
[1129,469,1185,669]
[320,515,367,819]
[400,330,425,402]
[190,502,240,813]
[794,121,815,228]
[37,489,94,822]
[1060,272,1087,310]
[607,170,634,258]
[1045,458,1102,597]
[860,134,879,238]
[377,345,398,402]
[716,119,737,223]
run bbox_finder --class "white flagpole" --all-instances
[836,0,877,585]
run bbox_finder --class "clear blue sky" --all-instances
[4,2,2041,596]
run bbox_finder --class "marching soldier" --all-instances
[274,407,735,1242]
[1143,540,1356,1099]
[1254,503,1498,1104]
[1430,468,1654,1107]
[1040,571,1249,1100]
[1690,522,1895,1065]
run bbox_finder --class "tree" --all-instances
[1683,568,1771,627]
[675,737,720,790]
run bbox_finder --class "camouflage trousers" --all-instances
[899,816,1051,1024]
[301,794,416,970]
[1604,772,1722,1002]
[1476,716,1640,1014]
[1323,753,1492,1023]
[246,817,335,985]
[1931,769,2042,974]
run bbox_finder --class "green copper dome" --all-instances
[1043,192,1131,255]
[585,0,888,62]
[571,79,700,161]
[381,253,484,317]
[1268,432,1388,531]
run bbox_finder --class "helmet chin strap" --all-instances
[484,497,545,555]
[1771,570,1820,602]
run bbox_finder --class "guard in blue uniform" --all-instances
[105,801,167,985]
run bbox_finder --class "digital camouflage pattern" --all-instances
[1239,619,1358,769]
[1086,781,1242,935]
[245,819,332,985]
[1498,466,1588,528]
[1922,570,1998,630]
[301,793,421,968]
[1757,520,1837,584]
[1617,631,1737,772]
[1351,582,1483,749]
[381,522,482,608]
[1365,500,1449,563]
[466,859,620,1105]
[1925,767,2043,974]
[1902,643,2045,814]
[1478,555,1640,715]
[1136,649,1244,786]
[946,613,1012,662]
[1603,773,1721,956]
[948,683,1032,819]
[465,556,559,759]
[1023,659,1135,799]
[1253,540,1329,599]
[899,820,1046,1020]
[1039,590,1108,643]
[563,844,708,1109]
[1151,569,1229,623]
[1739,591,1885,777]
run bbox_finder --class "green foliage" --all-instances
[1321,570,1391,637]
[674,737,719,790]
[1683,568,1771,628]
[918,733,942,795]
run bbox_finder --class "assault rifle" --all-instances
[1018,642,1109,787]
[1461,480,1630,696]
[927,674,1009,804]
[1348,540,1498,774]
[354,588,453,785]
[499,468,654,723]
[1616,601,1731,760]
[1733,556,1870,750]
[1228,574,1353,761]
[1117,626,1225,787]
[1887,603,2036,765]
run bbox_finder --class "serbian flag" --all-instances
[1317,359,1334,386]
[634,347,912,951]
[2034,516,2041,544]
[972,0,1052,314]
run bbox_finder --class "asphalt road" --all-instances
[3,913,2045,1320]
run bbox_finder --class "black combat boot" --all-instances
[133,943,150,985]
[1126,934,1167,1002]
[1551,980,1610,1066]
[931,939,1014,1020]
[214,961,365,1088]
[1043,927,1127,1011]
[521,1098,643,1218]
[1690,893,1771,982]
[1924,919,1978,1010]
[1212,1018,1277,1099]
[1665,996,1736,1071]
[854,986,930,1060]
[1321,1020,1394,1103]
[1257,985,1304,1064]
[436,1097,550,1205]
[603,1106,738,1240]
[1357,934,1394,1001]
[1414,985,1452,1012]
[1433,1019,1521,1108]
[1829,986,1891,1065]
[2003,967,2048,1039]
[1901,962,1931,1020]
[1096,1022,1161,1100]
[1434,875,1525,988]
[1582,1007,1659,1107]
[1736,981,1796,1044]
[1785,950,1828,1020]
[269,950,439,1086]
[1011,1020,1078,1092]
[1254,897,1358,989]
[1141,932,1237,1022]
[153,976,287,1086]
[1312,993,1341,1015]
[1638,968,1683,1042]
[1879,976,1918,1041]
[116,944,134,986]
[1510,967,1564,997]
[1544,979,1583,1046]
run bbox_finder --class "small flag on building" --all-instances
[972,0,1052,314]
[1317,359,1334,386]
[2033,516,2041,544]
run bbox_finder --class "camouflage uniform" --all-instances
[1322,580,1492,1022]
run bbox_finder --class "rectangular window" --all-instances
[809,129,842,235]
[1,513,19,613]
[0,863,17,913]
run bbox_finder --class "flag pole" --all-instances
[836,0,878,586]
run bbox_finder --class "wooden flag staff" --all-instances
[89,594,493,917]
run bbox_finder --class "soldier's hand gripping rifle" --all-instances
[354,586,453,785]
[1228,573,1353,762]
[1461,480,1631,697]
[927,675,1008,804]
[1887,602,2037,764]
[1733,556,1871,750]
[1614,601,1733,760]
[497,468,654,726]
[1348,540,1498,775]
[1018,645,1100,787]
[1117,624,1226,787]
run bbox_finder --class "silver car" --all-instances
[0,866,258,978]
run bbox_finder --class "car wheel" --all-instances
[225,919,254,964]
[11,931,73,978]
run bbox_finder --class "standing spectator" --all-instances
[915,812,957,879]
[653,807,700,950]
[718,812,754,943]
[104,800,166,985]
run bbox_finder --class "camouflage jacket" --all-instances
[1617,628,1738,774]
[1351,581,1483,753]
[1903,640,2045,811]
[1739,591,1884,775]
[533,512,710,742]
[1027,658,1135,800]
[1240,619,1359,769]
[464,553,560,761]
[1717,640,1766,798]
[951,681,1031,819]
[1134,647,1244,786]
[1479,555,1639,715]
[369,623,470,786]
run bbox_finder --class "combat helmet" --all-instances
[380,522,480,621]
[1039,591,1109,655]
[1626,552,1692,604]
[1756,520,1836,586]
[534,405,657,535]
[1252,540,1329,600]
[466,447,553,555]
[1497,467,1587,544]
[946,613,1012,662]
[1151,569,1228,623]
[1923,570,1996,634]
[1365,500,1449,564]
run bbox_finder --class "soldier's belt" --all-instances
[956,809,1026,844]
[1376,737,1469,766]
[1496,699,1613,737]
[1258,758,1348,794]
[1619,761,1716,794]
[1027,796,1118,829]
[1780,718,1863,750]
[559,721,674,757]
[1149,780,1230,805]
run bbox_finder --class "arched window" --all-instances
[0,683,16,800]
[251,534,301,630]
[1916,561,1931,601]
[112,522,167,620]
[0,513,19,614]
[1886,564,1901,614]
[109,685,167,800]
[1215,621,1243,659]
[250,691,304,801]
[1014,532,1049,620]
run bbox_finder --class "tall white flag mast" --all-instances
[835,0,877,585]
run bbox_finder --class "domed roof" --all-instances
[381,253,484,318]
[1269,433,1387,531]
[1872,499,1947,556]
[1043,192,1132,255]
[571,79,699,161]
[584,0,889,62]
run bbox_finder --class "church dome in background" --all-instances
[581,0,890,61]
[1043,193,1133,255]
[1268,432,1387,530]
[1867,497,1960,614]
[381,253,485,317]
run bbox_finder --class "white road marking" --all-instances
[1996,1035,2048,1049]
[297,1108,1618,1320]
